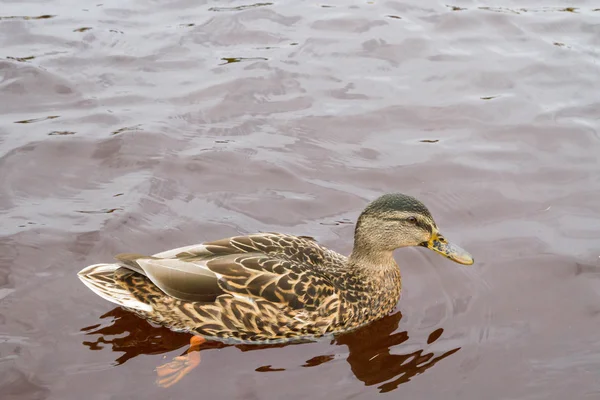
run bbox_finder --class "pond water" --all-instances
[1,1,599,399]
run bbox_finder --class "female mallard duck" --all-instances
[78,193,473,344]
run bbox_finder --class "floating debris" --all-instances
[219,57,268,65]
[6,56,35,62]
[0,15,55,20]
[478,6,521,14]
[386,15,402,19]
[420,139,439,143]
[255,365,285,372]
[209,3,273,12]
[48,131,76,136]
[111,125,142,135]
[519,6,582,13]
[320,219,353,226]
[14,116,59,124]
[76,208,122,214]
[73,27,92,32]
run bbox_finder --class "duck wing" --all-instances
[114,233,341,310]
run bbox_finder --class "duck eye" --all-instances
[407,216,417,224]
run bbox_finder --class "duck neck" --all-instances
[348,246,396,271]
[348,228,397,270]
[347,240,403,318]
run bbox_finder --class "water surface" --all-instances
[1,1,600,399]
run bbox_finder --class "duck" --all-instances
[78,193,473,345]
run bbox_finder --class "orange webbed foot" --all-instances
[155,336,206,388]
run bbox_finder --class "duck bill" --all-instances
[422,233,474,265]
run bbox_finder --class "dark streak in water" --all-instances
[48,131,76,136]
[519,7,583,13]
[478,7,521,14]
[386,15,402,19]
[73,27,92,32]
[18,222,39,228]
[453,6,587,13]
[75,208,122,214]
[219,57,268,65]
[255,365,285,372]
[319,219,353,226]
[14,116,59,124]
[0,15,55,20]
[420,139,439,143]
[111,125,142,135]
[209,3,273,12]
[7,56,35,62]
[480,96,498,100]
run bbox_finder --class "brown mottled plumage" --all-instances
[78,193,473,344]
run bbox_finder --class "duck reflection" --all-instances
[81,308,459,393]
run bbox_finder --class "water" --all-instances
[1,1,599,399]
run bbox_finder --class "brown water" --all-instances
[1,1,600,399]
